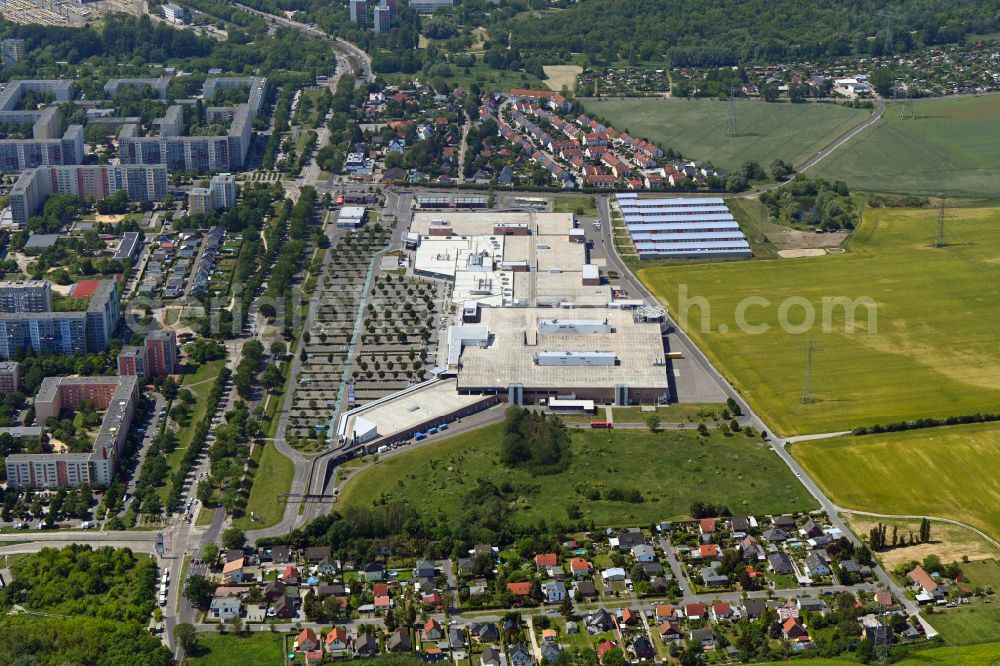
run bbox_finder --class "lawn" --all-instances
[337,422,815,527]
[232,441,295,530]
[582,97,871,171]
[925,604,1000,647]
[842,515,1000,569]
[159,358,227,502]
[793,423,1000,543]
[748,641,1000,665]
[813,96,1000,197]
[610,403,724,424]
[188,631,287,665]
[638,206,1000,435]
[553,195,597,217]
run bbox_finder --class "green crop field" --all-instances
[337,422,815,527]
[792,423,1000,543]
[814,96,1000,197]
[638,206,1000,435]
[582,97,871,171]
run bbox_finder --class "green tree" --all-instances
[175,623,199,654]
[183,574,215,609]
[221,527,246,550]
[644,414,661,433]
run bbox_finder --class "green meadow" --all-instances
[582,97,871,170]
[814,95,1000,196]
[338,422,815,527]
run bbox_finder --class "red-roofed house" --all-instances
[424,618,444,640]
[282,565,300,585]
[507,582,532,597]
[712,602,733,621]
[658,621,682,643]
[306,649,324,664]
[534,553,558,568]
[685,603,705,620]
[570,558,592,576]
[372,583,389,597]
[374,595,392,611]
[297,628,319,652]
[655,604,677,621]
[326,627,349,654]
[699,544,720,559]
[596,640,615,660]
[621,608,638,626]
[782,619,808,640]
[700,518,717,534]
[422,591,442,607]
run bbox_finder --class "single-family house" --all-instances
[325,627,349,655]
[797,597,825,613]
[305,546,331,562]
[621,608,638,626]
[804,553,831,577]
[481,647,504,666]
[685,603,706,621]
[585,609,615,634]
[658,621,682,643]
[743,599,767,621]
[507,582,533,597]
[509,643,533,666]
[763,528,789,543]
[574,580,598,598]
[631,637,655,660]
[297,628,319,652]
[355,632,378,657]
[363,562,385,581]
[596,640,615,661]
[768,552,794,575]
[534,553,558,569]
[783,618,808,640]
[387,627,412,653]
[632,544,655,563]
[699,518,717,534]
[690,628,715,649]
[712,602,734,621]
[698,544,720,559]
[472,623,500,643]
[655,604,677,622]
[282,565,300,585]
[415,560,436,579]
[542,580,566,603]
[222,558,248,584]
[424,618,444,641]
[540,643,562,663]
[570,558,592,577]
[908,565,945,603]
[800,520,823,538]
[209,596,242,620]
[701,567,729,587]
[601,567,627,582]
[448,627,467,650]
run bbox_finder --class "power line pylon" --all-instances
[935,197,946,248]
[800,338,823,405]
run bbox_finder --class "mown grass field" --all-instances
[814,96,1000,197]
[188,631,287,665]
[232,441,295,531]
[582,97,871,171]
[793,423,1000,543]
[638,206,1000,435]
[337,422,815,527]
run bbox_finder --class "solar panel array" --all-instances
[615,193,752,259]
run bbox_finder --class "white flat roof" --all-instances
[457,308,668,391]
[342,378,485,442]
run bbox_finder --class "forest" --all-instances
[0,545,172,666]
[499,0,1000,67]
